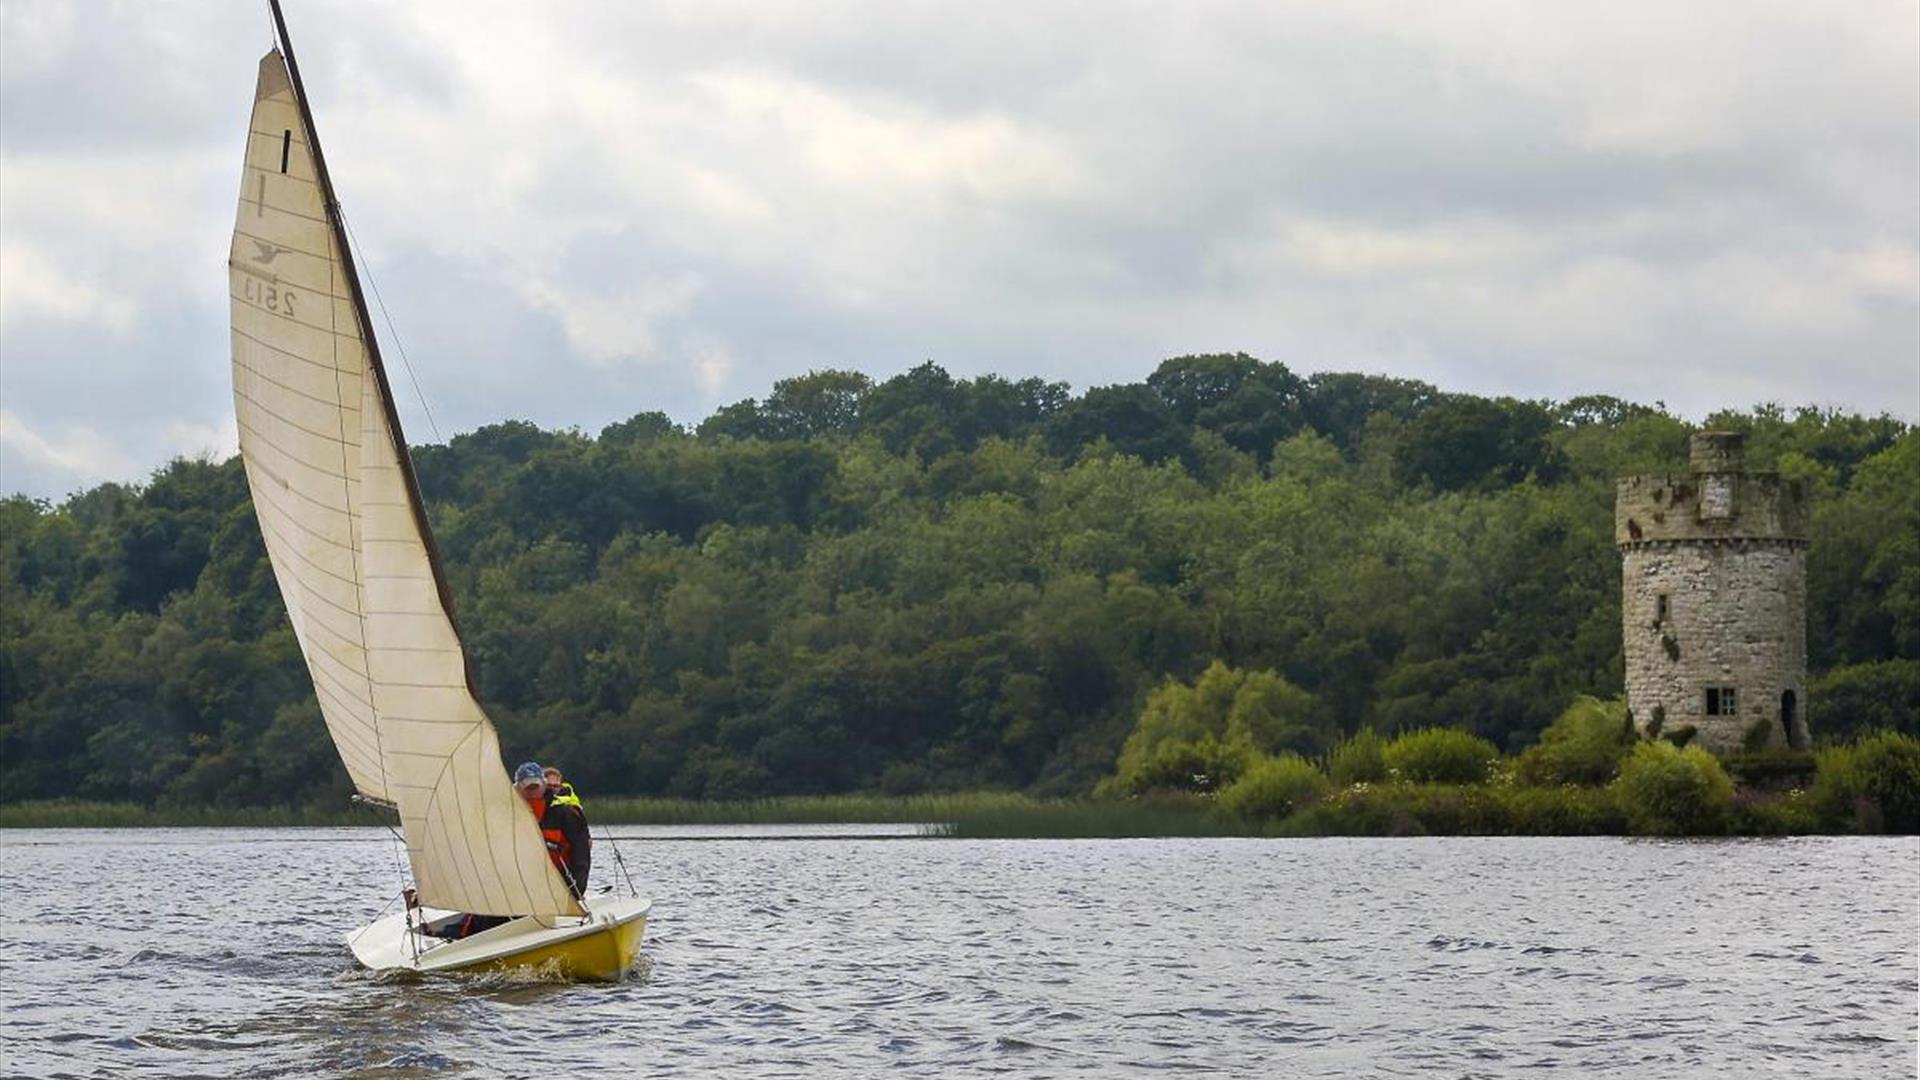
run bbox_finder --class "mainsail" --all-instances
[229,47,580,918]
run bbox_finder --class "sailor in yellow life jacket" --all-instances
[514,761,589,898]
[543,766,584,811]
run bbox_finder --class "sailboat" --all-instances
[228,1,649,979]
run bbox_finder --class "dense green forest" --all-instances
[2,355,1915,808]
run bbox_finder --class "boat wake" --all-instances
[331,950,654,988]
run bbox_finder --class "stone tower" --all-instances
[1615,432,1810,752]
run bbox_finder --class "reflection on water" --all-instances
[1,830,1914,1078]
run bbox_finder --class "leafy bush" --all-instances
[1515,695,1637,786]
[1280,784,1432,836]
[1382,728,1501,784]
[1611,741,1735,835]
[1110,662,1335,790]
[1730,789,1819,836]
[1109,675,1217,785]
[1278,782,1625,836]
[1328,729,1388,785]
[1222,671,1334,757]
[1218,754,1331,822]
[1109,736,1251,796]
[1808,731,1920,833]
[1722,750,1817,791]
[1496,785,1629,835]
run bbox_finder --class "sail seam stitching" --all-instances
[235,356,361,410]
[281,72,389,811]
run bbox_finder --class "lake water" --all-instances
[1,829,1913,1078]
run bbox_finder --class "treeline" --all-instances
[1,355,1914,807]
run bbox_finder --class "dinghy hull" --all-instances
[347,895,650,981]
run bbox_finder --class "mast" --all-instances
[264,0,480,698]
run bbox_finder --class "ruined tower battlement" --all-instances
[1616,432,1810,752]
[1615,432,1809,546]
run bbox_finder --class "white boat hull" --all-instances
[347,895,651,981]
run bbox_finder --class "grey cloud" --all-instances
[1,1,1914,501]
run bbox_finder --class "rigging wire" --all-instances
[595,819,641,899]
[336,205,632,926]
[331,194,636,924]
[353,795,420,959]
[338,210,445,444]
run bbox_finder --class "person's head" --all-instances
[543,766,563,790]
[512,761,545,803]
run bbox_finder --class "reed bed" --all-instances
[935,798,1253,839]
[0,784,1862,836]
[0,793,1049,830]
[0,800,362,828]
[588,792,1036,825]
[2,793,1248,836]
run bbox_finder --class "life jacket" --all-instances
[527,795,573,876]
[549,782,583,810]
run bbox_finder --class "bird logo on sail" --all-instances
[251,238,288,265]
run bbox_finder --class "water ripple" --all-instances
[0,831,1913,1078]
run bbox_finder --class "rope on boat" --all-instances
[339,210,444,443]
[351,793,420,960]
[597,820,641,899]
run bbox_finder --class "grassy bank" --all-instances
[0,793,1257,837]
[0,790,1798,838]
[935,796,1251,838]
[0,793,1052,830]
[2,769,1904,837]
[0,800,364,828]
[588,792,1033,825]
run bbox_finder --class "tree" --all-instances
[1149,353,1308,459]
[1046,384,1189,464]
[1300,372,1441,451]
[1393,396,1566,491]
[696,399,774,441]
[1148,353,1264,425]
[762,370,872,440]
[600,411,680,446]
[860,361,962,458]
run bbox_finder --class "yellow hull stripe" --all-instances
[453,915,647,982]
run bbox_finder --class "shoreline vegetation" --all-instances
[6,725,1912,838]
[5,359,1916,823]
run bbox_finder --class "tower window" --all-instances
[1705,687,1738,716]
[1655,594,1669,623]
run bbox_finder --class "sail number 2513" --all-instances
[241,275,298,320]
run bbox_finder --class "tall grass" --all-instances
[0,801,362,828]
[0,794,1042,829]
[0,793,1248,837]
[588,792,1037,825]
[939,796,1251,838]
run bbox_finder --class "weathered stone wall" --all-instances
[1621,540,1808,751]
[1615,473,1809,545]
[1616,434,1811,752]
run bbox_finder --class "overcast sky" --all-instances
[2,1,1915,500]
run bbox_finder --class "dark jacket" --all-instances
[536,796,592,898]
